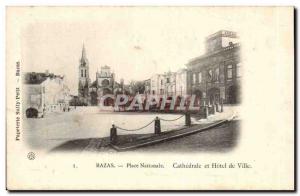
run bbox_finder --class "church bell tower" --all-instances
[78,44,90,99]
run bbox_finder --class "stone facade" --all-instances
[77,45,123,106]
[144,79,151,95]
[149,69,188,97]
[23,71,71,118]
[175,68,188,97]
[149,74,161,96]
[164,71,176,96]
[186,30,241,105]
[89,65,116,105]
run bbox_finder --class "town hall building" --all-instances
[186,30,241,105]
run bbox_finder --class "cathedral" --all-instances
[78,45,124,106]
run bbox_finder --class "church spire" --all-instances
[82,43,86,59]
[80,43,89,66]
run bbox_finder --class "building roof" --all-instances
[176,68,187,73]
[187,43,240,66]
[23,72,64,85]
[90,80,98,88]
[206,30,238,40]
[102,65,110,69]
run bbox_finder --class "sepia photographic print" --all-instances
[6,6,294,190]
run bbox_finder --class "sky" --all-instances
[20,7,243,95]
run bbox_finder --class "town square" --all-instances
[6,6,295,191]
[22,29,241,152]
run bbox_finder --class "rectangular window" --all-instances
[81,70,83,77]
[237,63,241,77]
[161,80,163,85]
[198,72,202,83]
[85,70,87,77]
[227,65,233,80]
[193,73,196,84]
[166,78,170,83]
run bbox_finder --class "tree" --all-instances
[129,80,146,95]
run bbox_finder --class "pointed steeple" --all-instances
[80,43,89,66]
[82,43,86,59]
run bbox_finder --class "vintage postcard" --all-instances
[6,6,294,190]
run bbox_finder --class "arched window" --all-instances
[215,68,220,82]
[208,69,213,81]
[198,72,202,83]
[193,73,196,84]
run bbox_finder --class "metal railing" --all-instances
[110,113,188,144]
